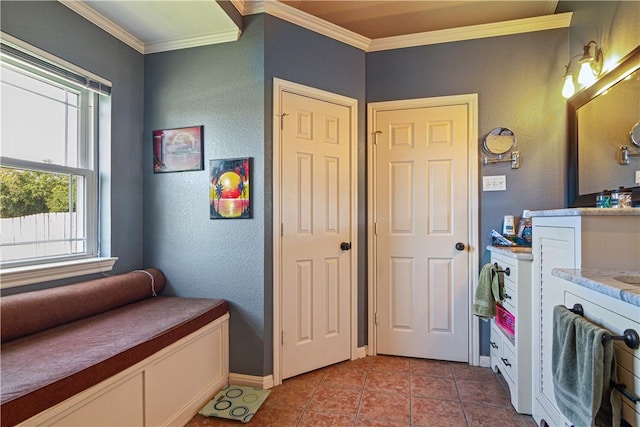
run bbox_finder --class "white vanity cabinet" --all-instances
[489,247,533,414]
[531,210,640,427]
[560,277,640,427]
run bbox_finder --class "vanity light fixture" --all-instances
[561,40,603,99]
[578,41,603,85]
[561,68,576,98]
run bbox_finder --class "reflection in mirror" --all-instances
[578,67,640,194]
[568,45,640,207]
[483,127,516,156]
[631,122,640,148]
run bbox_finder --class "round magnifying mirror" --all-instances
[483,127,516,156]
[630,122,640,148]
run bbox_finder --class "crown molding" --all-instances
[61,0,571,55]
[368,12,572,52]
[236,0,264,16]
[262,1,371,51]
[59,0,145,53]
[145,29,242,54]
[60,0,240,54]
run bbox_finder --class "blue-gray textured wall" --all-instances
[558,1,640,66]
[264,15,368,349]
[0,1,144,295]
[143,14,367,376]
[143,15,267,376]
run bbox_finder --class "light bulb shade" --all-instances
[562,74,575,98]
[578,61,596,85]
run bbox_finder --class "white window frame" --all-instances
[0,33,116,288]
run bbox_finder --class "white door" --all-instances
[280,91,352,379]
[373,103,470,361]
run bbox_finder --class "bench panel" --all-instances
[17,314,229,427]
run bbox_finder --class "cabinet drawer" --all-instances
[490,322,502,356]
[502,283,517,315]
[500,340,517,384]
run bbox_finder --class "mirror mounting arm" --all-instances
[619,146,640,165]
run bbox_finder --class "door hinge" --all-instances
[280,113,289,130]
[375,312,379,325]
[373,130,382,145]
[281,330,285,344]
[281,223,284,237]
[374,222,378,235]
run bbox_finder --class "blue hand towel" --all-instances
[473,263,502,319]
[552,305,620,427]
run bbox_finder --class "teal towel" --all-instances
[552,305,621,427]
[473,263,502,319]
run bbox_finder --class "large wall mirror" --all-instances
[568,45,640,207]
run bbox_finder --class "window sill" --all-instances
[0,257,118,289]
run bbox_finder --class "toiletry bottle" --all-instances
[596,190,611,208]
[522,217,532,245]
[516,210,532,246]
[503,215,516,242]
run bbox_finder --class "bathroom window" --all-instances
[0,35,114,283]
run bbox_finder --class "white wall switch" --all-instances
[483,175,507,191]
[635,170,640,185]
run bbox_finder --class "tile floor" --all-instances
[186,355,538,427]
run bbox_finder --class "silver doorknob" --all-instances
[455,242,465,251]
[340,242,352,251]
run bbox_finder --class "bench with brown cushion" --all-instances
[1,269,229,426]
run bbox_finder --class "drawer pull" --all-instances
[501,357,511,367]
[503,293,512,300]
[490,341,498,349]
[610,381,639,404]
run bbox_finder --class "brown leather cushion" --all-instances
[1,296,228,426]
[1,268,165,343]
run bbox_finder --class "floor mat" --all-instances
[199,385,271,423]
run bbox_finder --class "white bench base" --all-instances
[18,313,229,427]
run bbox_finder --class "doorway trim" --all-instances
[366,94,480,365]
[273,78,359,386]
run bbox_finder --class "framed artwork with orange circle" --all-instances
[209,157,252,219]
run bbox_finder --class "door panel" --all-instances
[281,91,351,379]
[375,104,469,361]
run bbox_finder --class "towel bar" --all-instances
[603,329,640,350]
[610,381,639,405]
[568,304,640,349]
[492,263,510,276]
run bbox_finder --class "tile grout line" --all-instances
[353,360,371,426]
[409,359,415,426]
[451,363,472,427]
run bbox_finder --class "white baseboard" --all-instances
[479,355,491,368]
[228,373,274,390]
[231,347,368,390]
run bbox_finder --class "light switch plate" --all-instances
[483,175,507,191]
[635,170,640,185]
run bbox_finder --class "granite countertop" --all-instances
[487,245,533,260]
[530,207,640,217]
[552,268,640,307]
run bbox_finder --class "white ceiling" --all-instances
[60,0,241,53]
[59,0,564,54]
